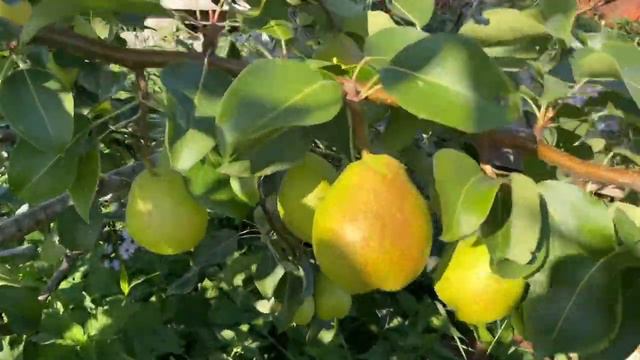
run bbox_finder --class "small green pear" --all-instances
[292,297,315,326]
[277,153,337,243]
[126,167,208,255]
[315,272,352,321]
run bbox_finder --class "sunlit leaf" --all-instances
[434,149,501,242]
[0,69,73,153]
[216,59,342,156]
[380,34,520,133]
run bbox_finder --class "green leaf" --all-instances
[216,59,343,156]
[167,267,200,295]
[459,8,548,44]
[377,108,426,155]
[192,229,238,268]
[186,158,252,219]
[313,33,363,66]
[611,202,640,246]
[261,20,294,40]
[522,251,629,356]
[21,0,166,43]
[123,303,183,358]
[433,149,501,242]
[0,69,74,153]
[389,0,434,27]
[538,0,577,43]
[217,127,310,177]
[273,271,305,331]
[367,10,396,35]
[483,173,541,264]
[77,66,127,101]
[585,271,640,360]
[161,61,233,119]
[538,181,616,255]
[541,74,571,105]
[321,0,363,18]
[571,41,640,108]
[0,285,42,335]
[380,34,520,133]
[254,255,285,299]
[69,145,100,223]
[57,203,103,252]
[364,26,427,68]
[230,176,260,205]
[9,139,79,204]
[169,129,216,173]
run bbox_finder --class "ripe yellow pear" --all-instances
[126,167,208,255]
[313,151,432,294]
[315,272,352,321]
[292,296,315,326]
[277,152,337,243]
[434,236,526,325]
[0,0,31,26]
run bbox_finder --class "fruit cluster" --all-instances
[125,151,525,326]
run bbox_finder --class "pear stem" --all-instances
[133,69,157,176]
[345,100,370,159]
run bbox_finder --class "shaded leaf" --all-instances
[9,139,79,204]
[380,34,520,133]
[538,0,577,43]
[57,203,103,252]
[585,271,640,360]
[192,229,238,268]
[434,149,501,242]
[522,250,634,356]
[217,127,310,177]
[0,285,42,335]
[0,69,73,153]
[389,0,434,27]
[69,145,100,223]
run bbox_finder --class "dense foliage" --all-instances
[0,0,639,359]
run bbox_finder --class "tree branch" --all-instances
[0,160,146,244]
[347,79,640,192]
[38,251,83,301]
[27,24,640,193]
[33,26,247,74]
[0,244,37,259]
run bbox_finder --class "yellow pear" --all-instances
[126,167,208,255]
[313,151,432,294]
[314,272,352,321]
[292,296,315,326]
[434,236,526,325]
[277,152,337,243]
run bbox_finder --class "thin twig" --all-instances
[133,70,155,173]
[38,251,83,301]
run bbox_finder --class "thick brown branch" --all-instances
[0,160,147,244]
[33,26,246,74]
